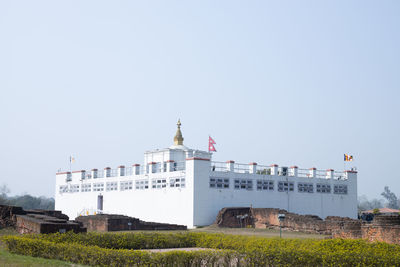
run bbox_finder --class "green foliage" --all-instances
[0,184,54,210]
[373,208,380,214]
[1,235,238,266]
[381,186,399,209]
[3,232,400,266]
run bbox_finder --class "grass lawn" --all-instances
[0,228,87,267]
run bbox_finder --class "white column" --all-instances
[133,164,140,175]
[290,166,298,177]
[309,168,316,178]
[326,169,334,179]
[226,160,235,172]
[270,164,278,175]
[118,165,125,176]
[104,167,111,178]
[249,162,257,174]
[166,160,175,172]
[91,169,98,179]
[149,162,157,173]
[345,170,357,180]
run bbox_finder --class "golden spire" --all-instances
[173,119,184,146]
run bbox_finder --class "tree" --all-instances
[358,195,384,212]
[381,186,399,209]
[0,184,10,205]
[0,183,55,210]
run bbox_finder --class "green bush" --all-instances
[3,232,400,266]
[2,236,240,267]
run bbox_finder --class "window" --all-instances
[59,185,68,193]
[152,179,167,189]
[298,183,313,193]
[135,180,149,190]
[106,182,118,191]
[170,177,186,188]
[334,184,347,194]
[120,181,133,191]
[70,184,80,193]
[316,184,331,193]
[278,181,294,192]
[234,179,253,190]
[93,183,104,192]
[209,178,229,189]
[256,180,274,191]
[81,183,91,192]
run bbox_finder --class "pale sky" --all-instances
[0,1,399,199]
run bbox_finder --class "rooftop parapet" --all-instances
[56,161,187,181]
[210,161,351,180]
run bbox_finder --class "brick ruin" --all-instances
[333,214,400,244]
[0,204,86,234]
[16,214,86,234]
[75,214,187,232]
[214,207,400,245]
[1,204,186,234]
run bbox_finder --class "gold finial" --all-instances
[174,119,184,145]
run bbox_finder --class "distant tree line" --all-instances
[358,186,399,212]
[0,184,54,210]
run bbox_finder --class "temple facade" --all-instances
[55,121,358,228]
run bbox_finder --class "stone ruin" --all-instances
[1,204,186,234]
[75,214,187,232]
[214,207,400,245]
[0,204,86,234]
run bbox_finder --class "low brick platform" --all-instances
[16,214,86,234]
[75,214,187,232]
[1,204,86,234]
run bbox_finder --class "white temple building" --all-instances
[55,120,358,228]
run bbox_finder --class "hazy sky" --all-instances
[0,1,399,199]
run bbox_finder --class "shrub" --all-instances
[2,235,241,267]
[3,232,400,266]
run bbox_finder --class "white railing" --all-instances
[70,161,186,180]
[210,161,227,172]
[334,171,346,180]
[211,161,348,180]
[297,169,310,178]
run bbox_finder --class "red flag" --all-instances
[209,136,216,152]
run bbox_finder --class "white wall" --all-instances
[193,167,358,227]
[55,168,195,227]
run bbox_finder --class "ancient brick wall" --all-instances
[76,215,109,232]
[75,214,187,232]
[252,208,329,234]
[214,207,253,228]
[215,207,361,236]
[15,214,86,234]
[0,205,26,228]
[360,215,400,244]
